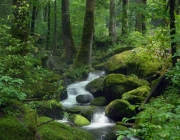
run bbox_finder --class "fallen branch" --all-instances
[139,75,166,111]
[37,119,54,127]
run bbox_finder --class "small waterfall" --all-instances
[82,107,115,140]
[61,71,105,107]
[90,107,114,127]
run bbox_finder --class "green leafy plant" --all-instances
[0,75,26,106]
[117,87,180,140]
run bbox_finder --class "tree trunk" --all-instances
[109,0,116,43]
[135,0,146,33]
[53,0,57,55]
[73,0,95,68]
[169,0,177,66]
[62,0,76,60]
[122,0,128,35]
[142,0,146,33]
[46,1,50,50]
[30,2,37,36]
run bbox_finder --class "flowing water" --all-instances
[61,71,105,108]
[60,71,139,140]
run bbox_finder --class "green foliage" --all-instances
[0,10,64,107]
[166,61,180,87]
[0,75,26,106]
[65,66,91,81]
[117,87,180,140]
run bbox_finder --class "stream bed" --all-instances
[60,71,139,140]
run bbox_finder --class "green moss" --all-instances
[90,96,107,106]
[103,74,149,102]
[23,105,37,133]
[0,105,37,140]
[104,50,131,73]
[71,114,90,127]
[66,106,96,121]
[112,125,128,131]
[85,77,104,97]
[104,47,162,79]
[123,86,150,97]
[74,10,94,67]
[34,99,64,119]
[122,86,150,104]
[105,99,136,121]
[37,116,95,140]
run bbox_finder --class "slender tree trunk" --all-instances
[62,0,76,60]
[53,0,57,55]
[30,2,37,36]
[135,0,146,33]
[142,0,146,33]
[46,1,50,50]
[169,0,177,66]
[109,0,116,43]
[135,0,142,32]
[73,0,95,68]
[122,0,128,35]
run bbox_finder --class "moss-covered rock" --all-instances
[37,116,95,140]
[103,48,162,79]
[104,50,130,74]
[70,114,90,127]
[31,83,60,99]
[105,99,136,121]
[0,104,37,140]
[34,99,64,119]
[103,74,149,102]
[122,86,150,104]
[90,96,107,106]
[66,106,96,121]
[85,77,104,97]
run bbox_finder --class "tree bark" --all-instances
[46,1,50,50]
[122,0,128,35]
[109,0,116,43]
[62,0,76,60]
[53,0,57,55]
[135,0,146,33]
[73,0,95,68]
[30,2,37,36]
[169,0,177,66]
[142,0,146,33]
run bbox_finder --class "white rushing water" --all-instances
[61,71,105,107]
[60,71,139,140]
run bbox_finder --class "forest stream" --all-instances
[60,71,139,140]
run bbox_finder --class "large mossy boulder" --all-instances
[34,99,64,119]
[90,96,107,106]
[0,105,37,140]
[103,49,162,79]
[105,99,136,121]
[37,116,95,140]
[70,114,91,127]
[66,106,96,121]
[85,77,104,97]
[103,74,149,103]
[122,85,150,104]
